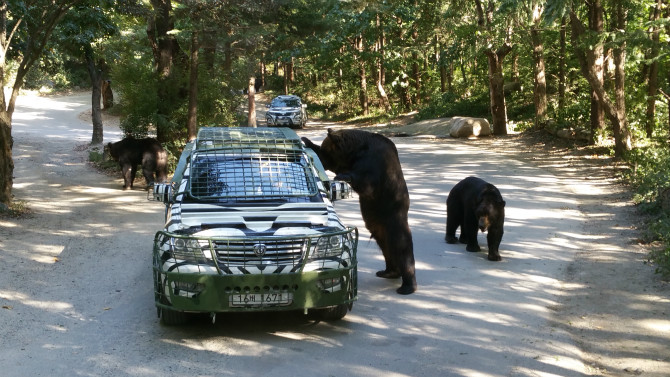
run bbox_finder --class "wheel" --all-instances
[157,280,191,326]
[314,303,350,321]
[159,306,191,326]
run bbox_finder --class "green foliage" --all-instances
[625,144,670,209]
[624,143,670,277]
[88,149,104,163]
[648,242,670,279]
[417,92,490,120]
[112,54,158,137]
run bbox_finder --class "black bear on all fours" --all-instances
[302,129,417,295]
[445,176,505,261]
[107,137,168,190]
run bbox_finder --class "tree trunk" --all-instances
[99,58,113,110]
[558,17,567,111]
[612,0,632,155]
[511,53,520,84]
[411,26,420,106]
[588,0,605,143]
[186,31,199,141]
[375,14,391,112]
[148,0,183,144]
[569,11,631,157]
[485,46,511,135]
[259,59,266,92]
[645,0,662,138]
[101,80,113,109]
[412,55,420,106]
[440,63,447,93]
[531,4,547,128]
[247,76,257,127]
[283,59,291,95]
[0,110,12,208]
[84,47,103,145]
[475,0,511,135]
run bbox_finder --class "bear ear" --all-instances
[325,128,342,146]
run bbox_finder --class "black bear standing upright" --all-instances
[445,176,505,261]
[302,129,417,295]
[107,137,168,190]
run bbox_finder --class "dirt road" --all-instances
[0,93,668,377]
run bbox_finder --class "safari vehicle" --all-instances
[150,127,358,325]
[265,95,307,129]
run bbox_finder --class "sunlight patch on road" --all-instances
[30,245,65,263]
[640,319,670,333]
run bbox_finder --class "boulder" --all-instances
[449,117,492,138]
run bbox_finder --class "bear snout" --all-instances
[478,217,490,232]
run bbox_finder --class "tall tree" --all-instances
[475,0,512,135]
[186,30,198,140]
[588,0,605,143]
[0,0,84,208]
[644,0,662,138]
[147,0,188,143]
[569,10,631,157]
[530,2,547,127]
[54,1,118,145]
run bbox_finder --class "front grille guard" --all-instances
[153,227,358,275]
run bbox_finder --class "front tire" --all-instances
[313,303,350,321]
[159,305,191,326]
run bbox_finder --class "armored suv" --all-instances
[151,127,357,325]
[265,95,308,129]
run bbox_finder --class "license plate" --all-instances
[229,292,293,307]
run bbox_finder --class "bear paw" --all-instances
[466,244,481,252]
[487,253,502,261]
[445,235,458,244]
[396,283,417,295]
[376,270,401,279]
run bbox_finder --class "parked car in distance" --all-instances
[265,95,307,129]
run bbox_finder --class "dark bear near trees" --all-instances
[107,137,168,190]
[445,176,505,261]
[302,129,417,295]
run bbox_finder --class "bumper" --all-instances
[152,229,358,314]
[154,266,357,313]
[266,116,303,128]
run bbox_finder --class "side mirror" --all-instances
[266,104,270,108]
[330,181,353,201]
[149,183,172,203]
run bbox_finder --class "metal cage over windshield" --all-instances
[185,127,319,201]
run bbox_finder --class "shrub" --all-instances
[417,92,490,121]
[625,143,670,278]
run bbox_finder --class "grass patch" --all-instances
[624,141,670,279]
[0,200,32,218]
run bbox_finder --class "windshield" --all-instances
[188,151,318,200]
[271,97,301,108]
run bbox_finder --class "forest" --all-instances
[0,0,670,274]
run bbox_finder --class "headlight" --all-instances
[309,235,343,259]
[170,238,207,263]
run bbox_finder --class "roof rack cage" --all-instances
[195,127,303,151]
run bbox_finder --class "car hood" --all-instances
[165,201,345,238]
[268,106,300,112]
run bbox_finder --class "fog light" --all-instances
[173,281,205,298]
[317,277,341,291]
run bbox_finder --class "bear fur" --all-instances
[302,129,417,295]
[107,137,168,190]
[445,176,505,261]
